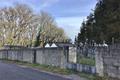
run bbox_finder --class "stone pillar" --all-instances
[69,47,77,63]
[95,48,104,76]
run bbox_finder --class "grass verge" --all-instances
[78,57,95,66]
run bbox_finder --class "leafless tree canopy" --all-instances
[0,4,68,47]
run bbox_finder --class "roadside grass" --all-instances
[0,59,73,75]
[0,59,105,80]
[78,57,95,66]
[25,63,74,75]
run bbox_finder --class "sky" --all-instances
[0,0,97,41]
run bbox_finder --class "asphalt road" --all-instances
[0,61,71,80]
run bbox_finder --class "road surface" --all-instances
[0,61,71,80]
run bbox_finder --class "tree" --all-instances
[34,11,68,47]
[76,0,120,45]
[0,4,37,46]
[0,4,69,47]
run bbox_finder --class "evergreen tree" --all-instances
[76,0,120,45]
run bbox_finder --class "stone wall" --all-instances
[0,49,34,63]
[95,44,120,79]
[36,48,67,68]
[0,48,67,68]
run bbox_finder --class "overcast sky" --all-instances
[0,0,97,41]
